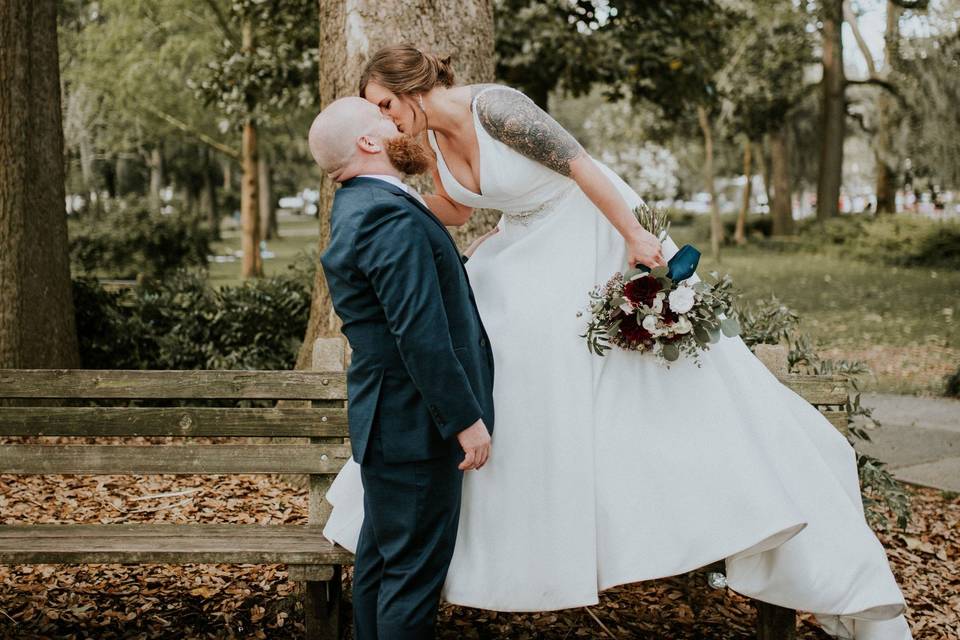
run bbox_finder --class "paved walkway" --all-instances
[855,393,960,492]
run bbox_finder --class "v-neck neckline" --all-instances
[429,93,487,199]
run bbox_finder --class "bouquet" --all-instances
[580,203,741,364]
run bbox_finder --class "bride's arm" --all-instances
[423,163,472,226]
[475,87,665,268]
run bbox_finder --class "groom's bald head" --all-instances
[308,97,394,181]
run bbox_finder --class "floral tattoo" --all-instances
[473,86,584,176]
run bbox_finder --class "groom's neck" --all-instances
[339,158,402,183]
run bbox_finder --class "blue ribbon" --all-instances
[638,244,700,281]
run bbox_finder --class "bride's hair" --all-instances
[359,44,456,97]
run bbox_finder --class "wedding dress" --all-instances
[323,86,911,639]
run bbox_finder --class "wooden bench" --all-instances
[0,339,849,639]
[0,337,354,639]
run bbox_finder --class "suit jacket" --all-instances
[320,177,495,464]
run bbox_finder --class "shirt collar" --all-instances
[356,174,410,194]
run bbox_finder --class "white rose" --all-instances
[673,316,693,334]
[642,314,658,332]
[668,286,696,314]
[651,295,664,313]
[619,301,634,315]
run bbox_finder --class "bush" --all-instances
[945,366,960,398]
[69,199,211,279]
[73,270,311,370]
[793,214,960,269]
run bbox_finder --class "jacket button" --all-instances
[479,338,487,347]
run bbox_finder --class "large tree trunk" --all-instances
[816,0,846,220]
[297,0,496,370]
[240,19,262,279]
[0,0,80,368]
[770,125,795,236]
[875,0,901,214]
[734,140,752,246]
[258,154,277,241]
[697,105,723,262]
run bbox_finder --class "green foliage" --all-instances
[193,0,318,126]
[791,214,960,269]
[68,200,211,279]
[73,270,312,371]
[944,365,960,398]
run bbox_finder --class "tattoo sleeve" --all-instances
[473,87,585,177]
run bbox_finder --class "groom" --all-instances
[308,97,495,639]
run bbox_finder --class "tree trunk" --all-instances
[734,140,751,246]
[875,0,900,215]
[816,0,845,220]
[297,0,496,370]
[258,153,278,241]
[697,105,722,262]
[770,125,795,236]
[755,140,772,212]
[148,147,164,213]
[202,152,220,241]
[240,19,262,279]
[0,0,80,368]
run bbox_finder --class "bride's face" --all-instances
[364,81,425,137]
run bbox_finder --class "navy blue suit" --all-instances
[320,176,495,639]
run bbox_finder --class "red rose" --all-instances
[662,305,679,324]
[623,276,662,306]
[619,314,653,346]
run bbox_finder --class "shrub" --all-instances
[69,199,211,279]
[73,270,311,371]
[945,366,960,398]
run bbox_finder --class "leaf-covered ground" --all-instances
[1,471,956,639]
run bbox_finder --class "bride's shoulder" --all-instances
[467,83,526,107]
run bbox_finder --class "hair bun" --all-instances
[424,51,456,88]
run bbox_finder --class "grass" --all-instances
[670,226,959,396]
[206,212,319,287]
[208,215,958,396]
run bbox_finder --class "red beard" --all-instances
[385,134,431,176]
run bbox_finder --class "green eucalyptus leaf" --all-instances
[662,342,680,361]
[720,317,741,337]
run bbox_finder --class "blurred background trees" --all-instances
[0,0,958,394]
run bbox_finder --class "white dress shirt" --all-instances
[358,174,427,207]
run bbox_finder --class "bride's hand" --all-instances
[625,226,666,269]
[464,226,499,258]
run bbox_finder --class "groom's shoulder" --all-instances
[333,182,420,235]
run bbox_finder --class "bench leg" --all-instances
[756,601,797,640]
[304,566,342,640]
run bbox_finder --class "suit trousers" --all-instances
[352,426,464,640]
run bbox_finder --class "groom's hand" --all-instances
[457,419,491,471]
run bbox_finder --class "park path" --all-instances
[856,393,960,492]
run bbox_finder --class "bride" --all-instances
[323,44,912,639]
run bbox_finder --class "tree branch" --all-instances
[139,103,239,159]
[202,0,239,47]
[843,0,878,77]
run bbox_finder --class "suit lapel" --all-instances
[344,177,463,257]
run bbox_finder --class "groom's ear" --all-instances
[357,134,383,155]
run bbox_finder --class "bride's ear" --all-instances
[357,134,382,155]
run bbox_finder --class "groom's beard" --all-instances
[385,134,431,176]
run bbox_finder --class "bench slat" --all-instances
[0,407,349,437]
[781,375,848,406]
[0,444,352,474]
[0,524,354,565]
[0,370,347,400]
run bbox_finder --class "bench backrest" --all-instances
[0,338,350,524]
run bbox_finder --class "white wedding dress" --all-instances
[323,86,911,639]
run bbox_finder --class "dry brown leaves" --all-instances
[0,469,956,639]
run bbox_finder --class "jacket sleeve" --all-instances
[354,202,483,440]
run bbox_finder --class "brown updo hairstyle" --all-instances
[359,44,456,98]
